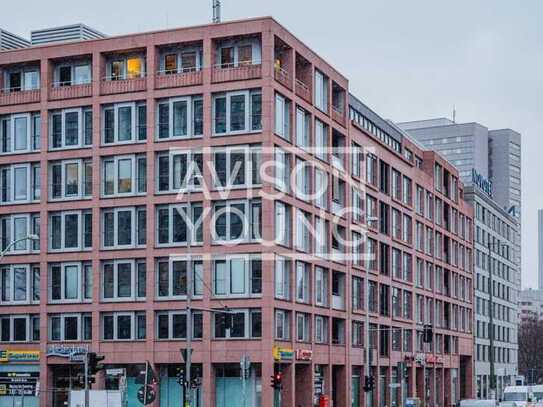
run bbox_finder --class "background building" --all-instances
[0,17,475,407]
[520,289,543,322]
[464,185,519,399]
[538,210,543,289]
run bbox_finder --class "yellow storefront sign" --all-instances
[0,350,40,363]
[272,346,294,361]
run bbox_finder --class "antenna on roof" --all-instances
[452,105,456,123]
[212,0,222,23]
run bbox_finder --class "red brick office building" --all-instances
[0,17,474,407]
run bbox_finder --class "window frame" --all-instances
[101,154,146,197]
[155,256,203,300]
[49,107,92,150]
[212,254,262,299]
[48,210,92,252]
[212,90,262,136]
[101,206,146,250]
[101,259,146,302]
[49,262,92,303]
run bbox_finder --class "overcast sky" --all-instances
[3,0,542,288]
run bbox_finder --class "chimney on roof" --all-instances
[212,0,222,23]
[0,28,30,50]
[30,23,107,46]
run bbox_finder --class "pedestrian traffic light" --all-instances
[363,375,375,392]
[423,325,433,343]
[88,352,105,375]
[270,372,282,390]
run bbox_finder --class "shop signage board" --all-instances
[0,350,40,363]
[0,372,39,396]
[272,346,294,361]
[46,344,89,359]
[295,349,313,361]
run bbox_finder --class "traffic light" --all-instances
[423,325,433,343]
[270,372,282,390]
[88,352,105,375]
[363,375,375,392]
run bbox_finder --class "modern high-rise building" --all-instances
[0,17,475,407]
[464,185,519,399]
[519,288,543,322]
[538,210,543,289]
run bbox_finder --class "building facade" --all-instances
[464,186,519,400]
[538,210,543,289]
[519,289,543,322]
[0,17,474,407]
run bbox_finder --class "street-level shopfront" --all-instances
[0,349,40,407]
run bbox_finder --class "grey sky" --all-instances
[3,0,542,287]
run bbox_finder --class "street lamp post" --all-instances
[0,234,40,262]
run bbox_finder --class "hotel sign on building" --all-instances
[472,169,493,197]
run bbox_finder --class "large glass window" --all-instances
[54,63,92,86]
[0,265,40,305]
[49,313,91,342]
[156,96,203,140]
[49,211,92,251]
[156,257,203,299]
[274,255,291,300]
[107,56,145,80]
[213,309,262,339]
[213,90,262,135]
[213,145,261,188]
[212,199,261,242]
[49,262,92,302]
[156,150,203,193]
[0,213,40,254]
[102,312,146,341]
[274,93,291,140]
[102,207,146,249]
[213,255,261,297]
[314,70,329,112]
[102,259,146,301]
[156,203,203,246]
[102,102,146,144]
[0,163,40,204]
[156,310,203,340]
[0,315,40,343]
[102,154,146,196]
[49,159,92,200]
[0,113,41,154]
[49,108,92,149]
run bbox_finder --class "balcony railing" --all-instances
[332,106,346,127]
[49,82,92,100]
[274,67,292,90]
[211,62,262,83]
[0,88,40,106]
[155,69,203,89]
[99,76,147,95]
[295,78,311,103]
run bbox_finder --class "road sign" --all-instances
[137,385,156,405]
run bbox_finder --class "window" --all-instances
[102,102,146,144]
[0,315,40,342]
[0,113,41,154]
[392,169,401,200]
[296,106,311,149]
[274,147,291,193]
[352,143,362,178]
[217,39,261,67]
[213,255,262,297]
[49,210,92,251]
[332,318,345,344]
[5,68,39,91]
[0,214,40,254]
[156,96,203,140]
[49,262,92,303]
[156,149,203,193]
[352,320,364,347]
[156,257,203,299]
[310,317,327,350]
[102,312,146,341]
[213,309,262,339]
[402,176,412,205]
[49,159,92,200]
[108,56,145,80]
[156,310,203,340]
[295,209,311,253]
[102,207,146,249]
[213,90,262,135]
[314,217,328,258]
[54,62,91,86]
[0,265,40,305]
[156,203,203,246]
[295,158,312,201]
[314,119,328,161]
[332,175,345,211]
[315,266,329,307]
[49,313,92,342]
[212,199,261,242]
[102,155,146,196]
[50,107,92,149]
[274,93,291,140]
[275,256,291,300]
[315,168,328,209]
[275,309,290,340]
[160,47,202,73]
[366,154,378,186]
[352,276,364,311]
[275,201,292,247]
[213,145,261,188]
[296,312,311,342]
[102,260,145,301]
[0,163,40,204]
[295,261,310,303]
[314,70,329,112]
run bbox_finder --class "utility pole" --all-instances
[186,272,192,407]
[84,353,89,407]
[488,240,496,400]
